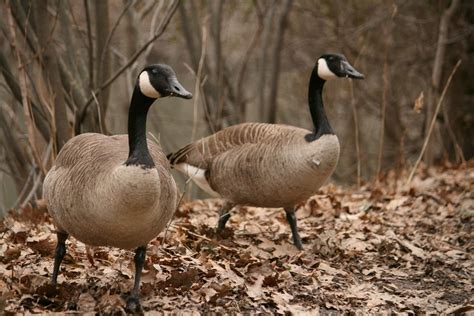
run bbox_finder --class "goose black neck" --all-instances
[305,69,334,142]
[125,87,156,168]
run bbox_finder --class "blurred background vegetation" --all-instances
[0,0,472,216]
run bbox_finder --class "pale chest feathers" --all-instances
[300,134,340,176]
[251,133,340,191]
[245,134,340,206]
[109,165,162,209]
[45,164,176,249]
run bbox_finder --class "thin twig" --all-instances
[21,168,42,207]
[144,0,165,61]
[20,140,53,207]
[349,81,361,188]
[90,90,103,134]
[191,26,208,142]
[11,165,36,210]
[441,95,466,164]
[376,25,390,182]
[176,225,235,251]
[406,59,461,185]
[185,62,214,134]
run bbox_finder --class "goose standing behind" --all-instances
[168,54,363,250]
[43,64,192,311]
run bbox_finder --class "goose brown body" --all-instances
[169,122,340,207]
[44,133,177,249]
[43,63,193,311]
[168,54,363,250]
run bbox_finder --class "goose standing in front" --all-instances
[168,54,363,250]
[43,64,192,311]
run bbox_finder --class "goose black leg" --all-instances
[51,231,69,284]
[126,245,147,312]
[284,208,303,250]
[216,201,235,234]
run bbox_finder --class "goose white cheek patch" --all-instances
[317,58,337,80]
[139,71,161,98]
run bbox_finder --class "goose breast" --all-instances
[44,133,177,249]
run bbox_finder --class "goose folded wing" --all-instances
[168,122,284,169]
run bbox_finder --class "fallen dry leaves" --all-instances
[0,164,472,314]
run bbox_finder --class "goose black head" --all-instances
[138,64,193,100]
[317,54,364,81]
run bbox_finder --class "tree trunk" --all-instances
[95,0,110,134]
[267,0,293,124]
[257,2,276,122]
[424,0,460,164]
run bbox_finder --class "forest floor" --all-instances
[0,164,472,314]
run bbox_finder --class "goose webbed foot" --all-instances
[51,231,69,284]
[216,201,235,235]
[126,245,146,312]
[284,208,303,250]
[126,295,141,313]
[217,212,231,234]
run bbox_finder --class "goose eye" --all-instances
[151,68,158,75]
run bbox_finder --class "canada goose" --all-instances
[168,54,363,250]
[43,64,192,311]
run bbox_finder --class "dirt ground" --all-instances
[0,164,472,314]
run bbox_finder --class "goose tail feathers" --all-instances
[167,143,193,166]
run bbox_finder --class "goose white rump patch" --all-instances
[318,58,337,80]
[175,163,221,198]
[139,71,161,98]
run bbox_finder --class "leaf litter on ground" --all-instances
[0,163,472,314]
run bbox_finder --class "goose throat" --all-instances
[125,88,155,168]
[305,71,334,142]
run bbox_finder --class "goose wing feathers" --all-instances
[168,122,306,169]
